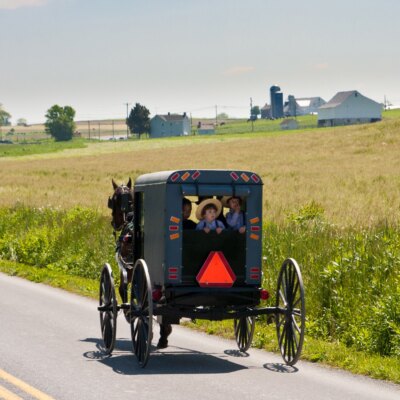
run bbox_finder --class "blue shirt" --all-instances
[196,219,225,231]
[226,210,245,230]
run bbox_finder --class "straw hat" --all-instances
[221,196,241,208]
[195,198,222,220]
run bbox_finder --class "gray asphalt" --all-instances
[0,272,399,400]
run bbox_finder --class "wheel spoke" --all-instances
[292,314,301,334]
[292,279,299,299]
[277,314,285,329]
[293,295,302,308]
[279,289,287,305]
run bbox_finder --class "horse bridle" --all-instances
[108,185,134,231]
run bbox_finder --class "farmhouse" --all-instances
[318,90,382,127]
[150,113,191,138]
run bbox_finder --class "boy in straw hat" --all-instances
[221,196,246,234]
[195,198,225,233]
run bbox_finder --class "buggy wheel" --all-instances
[130,259,153,368]
[234,315,255,352]
[275,258,305,366]
[99,263,117,355]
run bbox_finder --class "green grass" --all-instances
[0,205,399,383]
[211,114,318,135]
[382,108,400,119]
[0,138,86,157]
[0,259,98,298]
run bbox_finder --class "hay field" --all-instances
[1,118,400,227]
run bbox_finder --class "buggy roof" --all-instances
[134,170,262,186]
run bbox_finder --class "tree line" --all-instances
[1,102,151,142]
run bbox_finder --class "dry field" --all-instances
[1,118,400,227]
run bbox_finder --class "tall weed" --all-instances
[263,209,400,357]
[0,206,114,279]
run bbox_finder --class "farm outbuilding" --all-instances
[261,103,272,119]
[295,97,326,115]
[150,113,191,138]
[284,97,326,117]
[197,122,215,135]
[280,118,299,130]
[318,91,382,127]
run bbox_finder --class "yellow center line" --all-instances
[0,369,55,400]
[0,384,23,400]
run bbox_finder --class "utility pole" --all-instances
[250,97,254,132]
[215,105,218,126]
[112,120,115,139]
[125,102,131,139]
[98,121,101,140]
[88,120,91,140]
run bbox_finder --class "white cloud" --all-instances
[0,0,48,10]
[223,66,255,76]
[314,63,329,70]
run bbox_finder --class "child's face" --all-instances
[228,198,241,211]
[183,203,192,219]
[204,207,217,222]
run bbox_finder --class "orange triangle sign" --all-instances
[196,251,236,287]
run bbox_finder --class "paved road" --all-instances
[0,273,399,400]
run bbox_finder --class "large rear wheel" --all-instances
[130,259,153,368]
[275,258,305,366]
[99,263,117,355]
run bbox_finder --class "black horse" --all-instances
[108,178,134,232]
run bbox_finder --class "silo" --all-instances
[270,85,284,118]
[288,95,297,117]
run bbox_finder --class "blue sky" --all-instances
[1,0,399,123]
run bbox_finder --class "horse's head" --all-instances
[108,178,134,231]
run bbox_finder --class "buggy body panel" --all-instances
[133,170,263,301]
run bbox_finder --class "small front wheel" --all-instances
[99,263,117,355]
[130,259,153,368]
[234,315,256,352]
[275,258,305,366]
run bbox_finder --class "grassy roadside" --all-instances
[1,258,399,384]
[0,260,98,298]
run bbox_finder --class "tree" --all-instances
[127,103,150,138]
[17,118,28,126]
[217,112,229,120]
[251,106,260,120]
[0,104,11,126]
[45,105,76,141]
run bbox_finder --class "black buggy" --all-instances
[98,170,305,367]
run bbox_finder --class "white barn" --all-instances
[318,90,382,127]
[295,97,326,115]
[150,113,191,138]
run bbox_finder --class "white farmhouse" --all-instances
[318,90,382,127]
[150,113,191,138]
